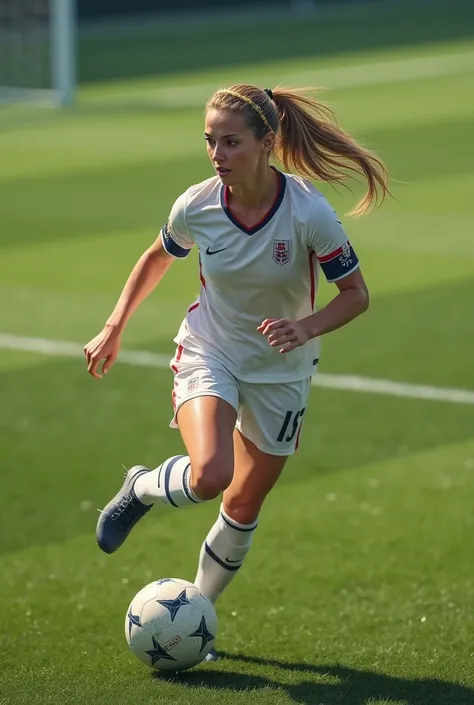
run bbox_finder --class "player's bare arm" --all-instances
[300,268,369,339]
[84,236,174,379]
[259,269,368,354]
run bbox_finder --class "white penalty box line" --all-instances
[1,333,474,406]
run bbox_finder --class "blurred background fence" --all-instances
[77,0,472,84]
[78,0,363,21]
[0,0,472,101]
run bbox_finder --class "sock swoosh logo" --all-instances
[225,557,243,564]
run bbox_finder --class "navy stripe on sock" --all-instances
[204,542,241,572]
[220,512,258,532]
[182,463,199,504]
[156,463,163,489]
[164,456,183,507]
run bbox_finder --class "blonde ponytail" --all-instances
[208,84,390,217]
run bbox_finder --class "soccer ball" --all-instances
[125,578,217,671]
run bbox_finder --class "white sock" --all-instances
[133,455,202,507]
[194,504,258,603]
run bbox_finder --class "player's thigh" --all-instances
[177,396,237,490]
[173,349,238,494]
[222,429,288,524]
[236,377,311,457]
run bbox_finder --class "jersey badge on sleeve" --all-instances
[161,220,174,251]
[161,219,190,259]
[341,242,351,261]
[273,239,290,266]
[317,240,359,282]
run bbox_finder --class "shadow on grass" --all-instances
[152,654,474,704]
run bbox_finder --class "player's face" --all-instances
[205,109,271,185]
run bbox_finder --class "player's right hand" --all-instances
[84,325,122,379]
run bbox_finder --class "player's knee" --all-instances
[191,459,233,501]
[223,495,261,526]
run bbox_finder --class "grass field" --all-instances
[1,4,474,704]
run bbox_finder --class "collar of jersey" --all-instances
[220,169,287,236]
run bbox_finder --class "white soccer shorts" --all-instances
[169,346,311,456]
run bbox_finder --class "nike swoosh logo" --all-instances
[225,557,243,564]
[206,246,227,255]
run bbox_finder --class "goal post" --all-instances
[51,0,75,106]
[0,0,75,107]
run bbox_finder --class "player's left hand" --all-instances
[258,318,310,354]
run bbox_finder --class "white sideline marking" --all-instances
[1,332,474,406]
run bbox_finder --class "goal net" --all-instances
[0,0,75,106]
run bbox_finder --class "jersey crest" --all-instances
[273,239,290,266]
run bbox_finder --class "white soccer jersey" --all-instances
[161,170,359,383]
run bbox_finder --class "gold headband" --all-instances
[218,89,273,133]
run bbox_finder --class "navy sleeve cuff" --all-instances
[161,227,191,259]
[318,242,359,282]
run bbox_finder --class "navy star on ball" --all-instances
[127,608,141,640]
[157,589,190,622]
[190,616,215,653]
[145,636,177,665]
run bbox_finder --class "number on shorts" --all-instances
[277,408,306,443]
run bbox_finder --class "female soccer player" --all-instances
[85,84,389,652]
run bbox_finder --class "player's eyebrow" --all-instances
[204,132,240,138]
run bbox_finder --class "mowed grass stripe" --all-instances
[2,332,474,405]
[1,438,474,704]
[84,49,474,110]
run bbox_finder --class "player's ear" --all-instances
[262,131,276,155]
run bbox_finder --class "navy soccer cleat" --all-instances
[96,466,152,554]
